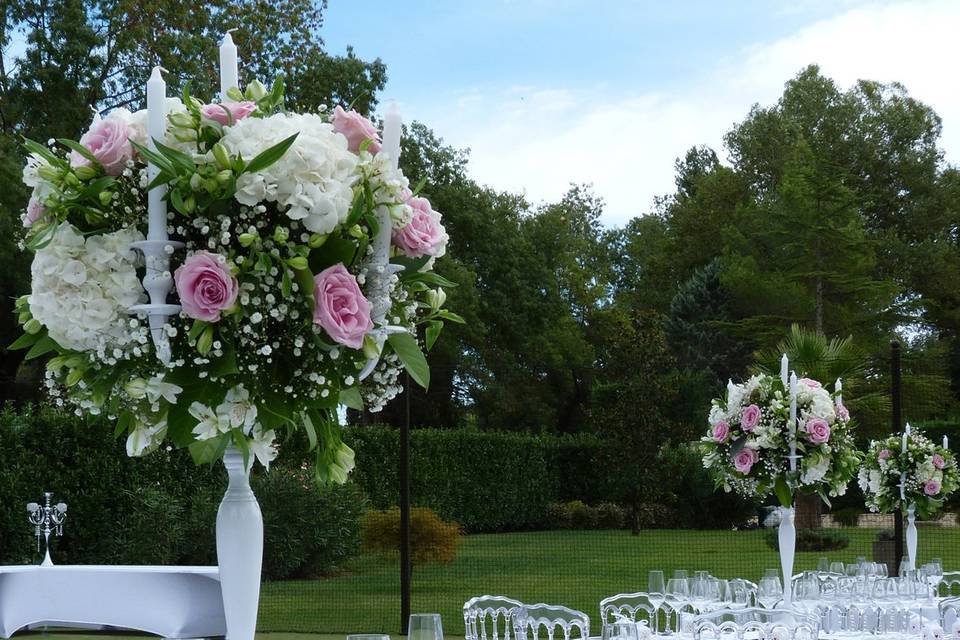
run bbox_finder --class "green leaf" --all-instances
[188,319,209,341]
[437,310,465,324]
[395,255,431,276]
[294,267,316,312]
[25,335,58,360]
[281,268,292,298]
[209,343,239,378]
[774,476,793,508]
[302,411,318,451]
[23,138,64,167]
[57,138,101,168]
[425,320,443,351]
[8,332,40,350]
[405,271,459,288]
[242,133,299,174]
[129,140,176,175]
[189,436,229,464]
[153,138,197,173]
[339,387,364,411]
[388,331,430,390]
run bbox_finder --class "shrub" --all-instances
[634,502,681,529]
[831,506,862,527]
[361,506,462,565]
[764,528,850,552]
[546,501,627,530]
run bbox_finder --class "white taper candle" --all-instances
[903,423,911,453]
[370,101,402,324]
[835,377,842,406]
[789,371,798,471]
[219,31,239,100]
[945,435,949,450]
[146,66,168,241]
[780,354,789,387]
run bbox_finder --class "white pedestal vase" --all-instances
[217,446,263,640]
[905,503,917,571]
[778,506,796,607]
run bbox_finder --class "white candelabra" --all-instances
[129,66,183,365]
[359,100,408,380]
[26,492,67,567]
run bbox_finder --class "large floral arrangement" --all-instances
[858,430,958,519]
[700,374,860,506]
[13,79,460,482]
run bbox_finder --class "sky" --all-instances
[322,0,960,226]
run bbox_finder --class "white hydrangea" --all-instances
[221,113,359,233]
[30,223,146,352]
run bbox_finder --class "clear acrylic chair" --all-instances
[941,572,960,596]
[691,607,819,640]
[940,596,960,631]
[599,592,659,634]
[513,603,590,640]
[464,596,525,640]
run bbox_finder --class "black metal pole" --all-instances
[891,340,904,575]
[400,371,412,634]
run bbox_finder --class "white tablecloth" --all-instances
[0,565,226,638]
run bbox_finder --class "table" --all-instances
[0,565,226,638]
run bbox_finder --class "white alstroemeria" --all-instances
[189,401,227,440]
[216,384,258,434]
[800,451,831,485]
[126,418,168,457]
[248,426,278,469]
[143,374,183,404]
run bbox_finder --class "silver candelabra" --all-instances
[27,492,67,567]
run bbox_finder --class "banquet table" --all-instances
[0,565,226,638]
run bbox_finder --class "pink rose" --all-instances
[393,196,447,258]
[924,479,941,496]
[806,418,831,445]
[799,378,821,388]
[733,447,760,474]
[933,454,946,470]
[70,118,134,176]
[174,251,239,322]
[313,264,373,349]
[712,420,730,443]
[740,404,761,432]
[878,449,892,461]
[200,101,257,126]
[331,105,381,154]
[23,197,45,228]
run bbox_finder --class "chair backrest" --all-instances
[691,607,820,640]
[599,592,657,628]
[942,572,960,597]
[513,603,590,640]
[464,596,525,640]
[940,596,960,630]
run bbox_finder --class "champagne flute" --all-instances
[648,570,666,612]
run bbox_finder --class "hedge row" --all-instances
[0,409,363,578]
[342,426,756,532]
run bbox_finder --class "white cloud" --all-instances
[398,0,960,226]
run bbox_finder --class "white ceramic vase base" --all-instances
[217,446,264,640]
[778,506,796,607]
[906,503,917,571]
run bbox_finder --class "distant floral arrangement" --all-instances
[859,429,958,518]
[13,78,461,482]
[700,373,860,505]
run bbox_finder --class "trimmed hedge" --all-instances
[343,426,756,533]
[0,408,363,578]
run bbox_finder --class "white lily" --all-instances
[189,402,226,440]
[248,426,278,470]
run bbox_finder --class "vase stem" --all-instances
[217,445,263,640]
[778,505,796,607]
[905,503,917,571]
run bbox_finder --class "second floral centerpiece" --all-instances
[701,361,860,604]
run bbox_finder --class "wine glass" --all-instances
[688,576,707,613]
[758,576,783,609]
[648,570,666,612]
[409,615,443,640]
[817,557,830,573]
[923,560,943,601]
[829,561,845,575]
[726,579,751,609]
[664,578,689,633]
[673,569,689,581]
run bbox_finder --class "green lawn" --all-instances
[259,526,960,635]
